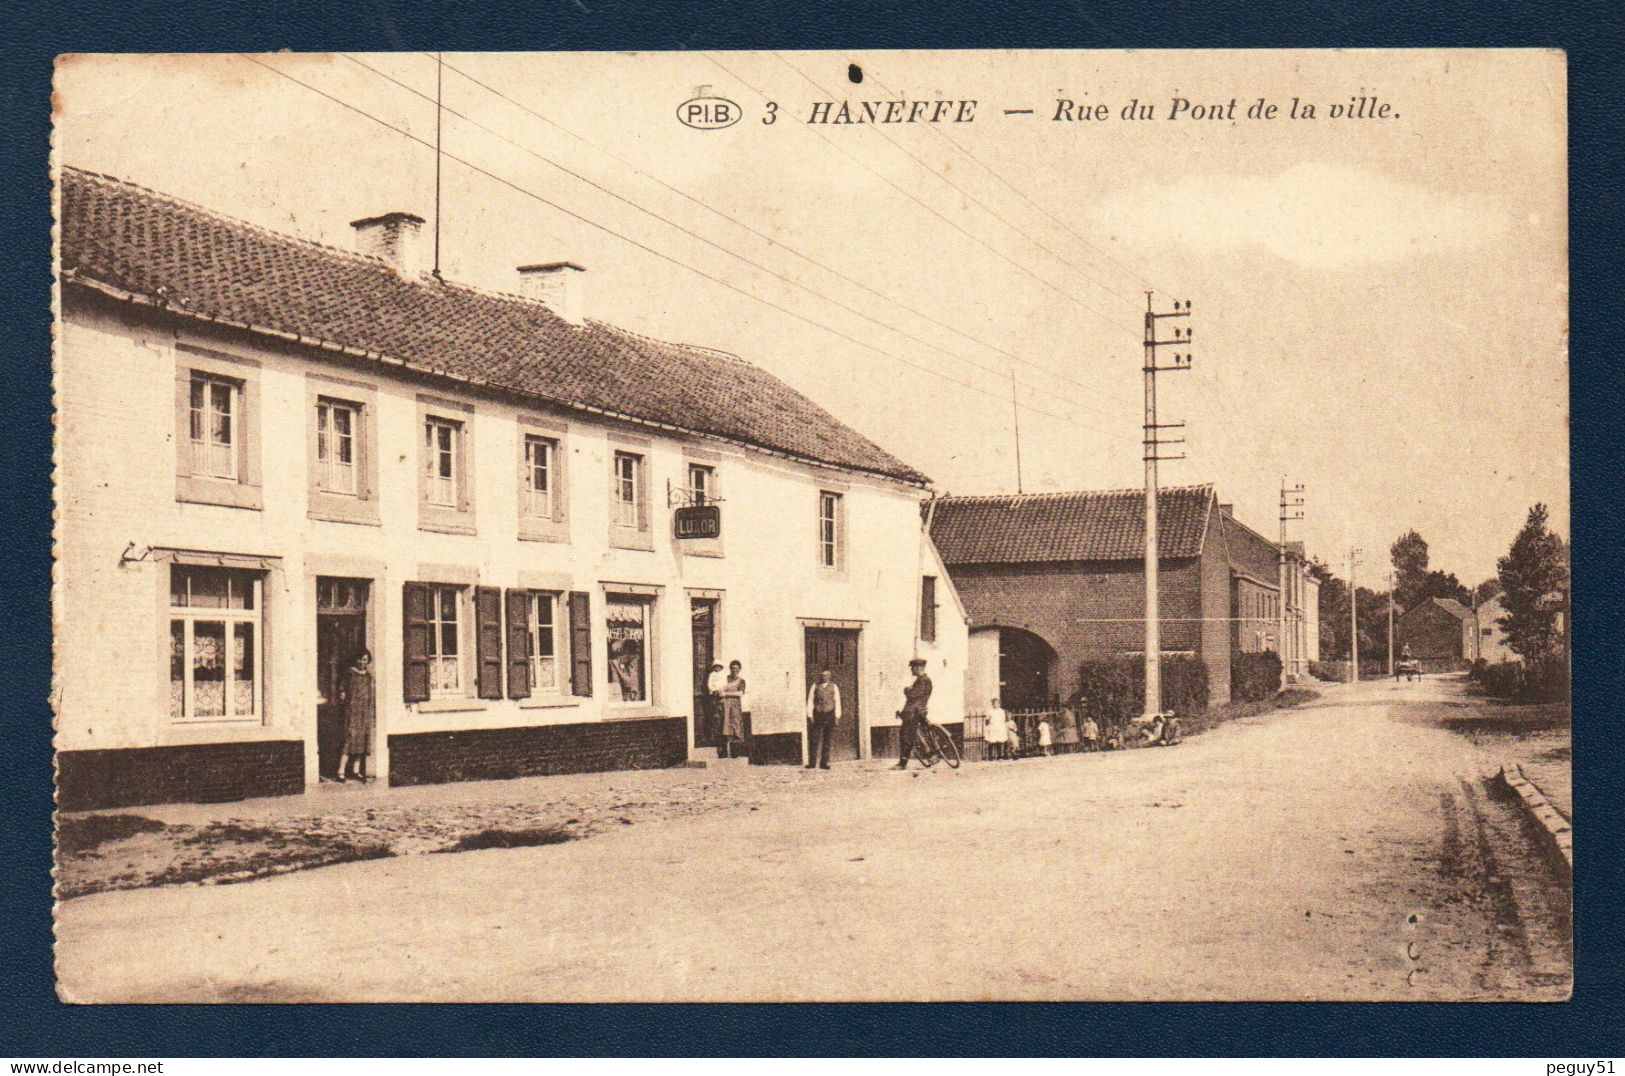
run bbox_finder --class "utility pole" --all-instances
[1279,479,1305,682]
[1142,294,1193,718]
[1348,547,1363,683]
[1009,367,1025,494]
[1388,569,1396,676]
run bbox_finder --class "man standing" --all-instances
[805,668,841,770]
[894,658,933,770]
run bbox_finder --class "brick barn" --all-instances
[1394,597,1476,671]
[929,485,1299,708]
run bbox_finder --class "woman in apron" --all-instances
[720,660,747,759]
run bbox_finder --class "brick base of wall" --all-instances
[57,741,305,812]
[387,717,687,787]
[747,731,803,766]
[871,722,964,760]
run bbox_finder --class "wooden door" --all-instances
[690,599,718,747]
[316,578,369,777]
[804,628,861,761]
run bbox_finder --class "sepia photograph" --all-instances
[49,47,1570,1003]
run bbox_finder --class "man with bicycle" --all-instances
[893,658,933,770]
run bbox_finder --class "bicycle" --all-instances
[907,717,962,769]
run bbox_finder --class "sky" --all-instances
[53,49,1568,585]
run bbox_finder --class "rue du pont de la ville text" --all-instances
[803,95,1397,124]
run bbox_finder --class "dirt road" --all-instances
[56,678,1571,1002]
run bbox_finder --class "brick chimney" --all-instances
[518,262,587,326]
[350,212,427,279]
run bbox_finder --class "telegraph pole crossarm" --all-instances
[1142,295,1194,720]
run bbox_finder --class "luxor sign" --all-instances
[674,505,722,540]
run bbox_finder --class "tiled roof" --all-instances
[58,167,927,485]
[1431,597,1473,620]
[929,485,1215,565]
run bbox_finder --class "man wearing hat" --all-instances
[894,658,934,769]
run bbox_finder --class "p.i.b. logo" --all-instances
[676,84,742,130]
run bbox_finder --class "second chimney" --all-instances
[350,212,427,279]
[518,262,587,326]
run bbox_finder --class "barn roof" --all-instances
[57,166,927,485]
[929,485,1216,565]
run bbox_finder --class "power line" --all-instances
[777,51,1142,309]
[341,52,1122,425]
[703,51,1140,361]
[243,53,1133,442]
[430,52,1122,410]
[838,51,1163,298]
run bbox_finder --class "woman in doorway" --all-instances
[720,660,747,759]
[336,649,376,783]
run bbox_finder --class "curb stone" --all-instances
[1498,762,1572,880]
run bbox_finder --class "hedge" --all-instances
[1231,650,1283,702]
[1072,656,1210,729]
[1481,658,1570,703]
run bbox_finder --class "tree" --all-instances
[1390,530,1431,611]
[1420,569,1470,606]
[1472,577,1501,605]
[1316,571,1392,665]
[1496,503,1570,663]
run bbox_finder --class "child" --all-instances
[1037,716,1053,756]
[1007,717,1022,759]
[1081,713,1100,752]
[984,697,1008,762]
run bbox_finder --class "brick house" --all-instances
[1394,597,1475,670]
[929,485,1300,708]
[54,168,967,810]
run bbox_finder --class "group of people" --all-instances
[704,661,750,759]
[803,657,937,771]
[981,697,1107,760]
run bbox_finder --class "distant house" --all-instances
[1394,597,1475,670]
[1471,594,1518,664]
[930,485,1313,708]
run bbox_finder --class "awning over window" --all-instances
[149,547,281,572]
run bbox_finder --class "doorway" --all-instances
[804,627,861,762]
[999,627,1056,710]
[316,577,370,780]
[690,598,719,748]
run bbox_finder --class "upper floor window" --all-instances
[188,374,239,479]
[818,491,844,569]
[175,349,263,510]
[425,418,461,507]
[612,451,645,529]
[523,435,557,518]
[169,566,262,723]
[688,463,716,506]
[315,398,360,495]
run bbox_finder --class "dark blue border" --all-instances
[6,0,1621,1057]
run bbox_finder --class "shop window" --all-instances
[168,566,263,723]
[605,596,653,705]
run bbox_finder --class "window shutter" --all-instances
[402,582,431,703]
[505,588,532,700]
[569,590,593,697]
[475,585,504,700]
[921,576,937,642]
